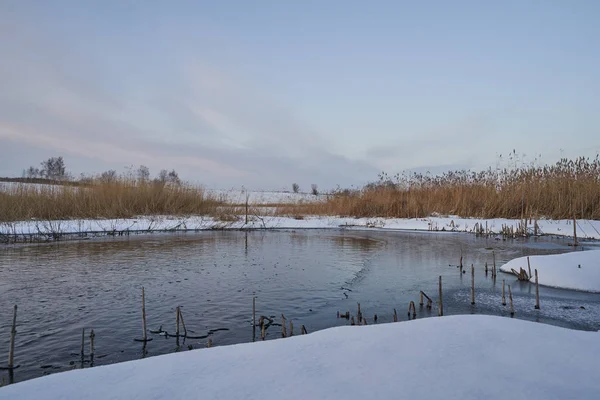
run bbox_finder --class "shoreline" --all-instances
[2,215,600,244]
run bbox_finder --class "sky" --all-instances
[1,1,599,190]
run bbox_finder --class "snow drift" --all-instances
[1,315,599,400]
[500,250,600,292]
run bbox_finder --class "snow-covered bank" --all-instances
[2,215,600,240]
[500,251,600,293]
[1,316,598,400]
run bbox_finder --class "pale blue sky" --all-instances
[1,1,599,189]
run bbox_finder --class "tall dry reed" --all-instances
[0,180,223,222]
[280,156,600,220]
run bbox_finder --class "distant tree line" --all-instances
[23,156,69,180]
[22,157,181,185]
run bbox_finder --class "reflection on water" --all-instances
[0,229,598,384]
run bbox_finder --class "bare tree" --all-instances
[79,173,94,185]
[167,169,180,184]
[137,165,150,182]
[123,165,136,180]
[40,156,67,180]
[292,183,300,193]
[25,166,42,179]
[311,184,319,196]
[156,169,180,185]
[157,169,169,183]
[100,169,118,183]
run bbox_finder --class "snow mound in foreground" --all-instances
[1,315,599,400]
[500,250,600,293]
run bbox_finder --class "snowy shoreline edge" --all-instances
[2,215,600,242]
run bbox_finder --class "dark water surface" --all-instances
[1,229,599,384]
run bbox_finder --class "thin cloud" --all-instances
[0,11,378,189]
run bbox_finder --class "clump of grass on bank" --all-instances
[279,156,600,220]
[0,179,223,222]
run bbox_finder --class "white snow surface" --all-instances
[0,182,66,193]
[1,315,598,400]
[2,215,600,240]
[500,250,600,293]
[207,189,326,204]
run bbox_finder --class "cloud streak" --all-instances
[3,2,597,188]
[0,9,378,189]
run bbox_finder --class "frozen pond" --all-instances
[1,229,598,384]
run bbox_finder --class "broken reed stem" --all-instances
[357,303,362,324]
[8,305,17,368]
[419,291,424,306]
[573,215,577,246]
[80,328,85,359]
[176,306,180,337]
[527,257,532,280]
[261,323,266,340]
[289,321,294,337]
[301,325,308,335]
[281,314,287,338]
[245,192,250,225]
[485,262,488,275]
[459,250,463,273]
[89,329,95,360]
[438,276,443,317]
[502,280,506,306]
[471,264,475,305]
[178,308,187,336]
[141,287,147,342]
[508,285,514,316]
[207,339,212,348]
[252,296,256,327]
[419,291,433,309]
[393,308,398,322]
[535,269,540,309]
[252,296,256,341]
[492,251,496,279]
[408,301,416,319]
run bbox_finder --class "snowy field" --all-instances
[500,250,600,293]
[0,182,325,204]
[0,182,66,193]
[206,188,326,204]
[2,215,600,240]
[1,315,598,400]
